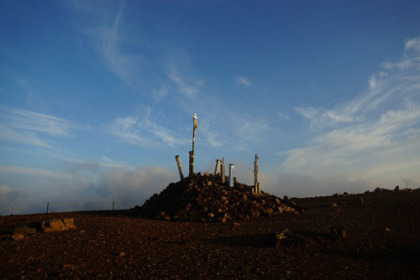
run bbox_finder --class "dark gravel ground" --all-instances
[1,188,419,279]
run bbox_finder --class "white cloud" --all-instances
[0,107,70,136]
[152,83,170,101]
[235,119,270,142]
[0,107,73,149]
[167,65,203,98]
[283,36,420,187]
[0,185,11,195]
[71,1,146,91]
[405,36,420,51]
[109,108,189,148]
[236,76,251,87]
[0,165,71,179]
[277,112,290,120]
[97,166,177,202]
[0,124,50,148]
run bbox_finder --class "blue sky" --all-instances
[1,0,420,214]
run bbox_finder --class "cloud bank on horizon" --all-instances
[1,0,420,214]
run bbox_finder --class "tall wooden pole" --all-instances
[190,114,198,177]
[254,153,258,188]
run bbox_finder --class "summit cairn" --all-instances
[138,173,297,222]
[135,114,298,222]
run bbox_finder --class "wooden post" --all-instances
[221,158,225,183]
[46,202,49,214]
[229,164,234,187]
[253,154,261,194]
[189,151,194,177]
[254,153,258,188]
[175,155,184,180]
[190,114,198,177]
[214,159,221,175]
[112,201,115,210]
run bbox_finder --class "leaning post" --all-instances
[175,155,184,180]
[214,159,221,175]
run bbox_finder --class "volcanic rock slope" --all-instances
[137,173,297,222]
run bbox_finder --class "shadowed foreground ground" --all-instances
[1,189,419,279]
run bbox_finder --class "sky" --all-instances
[1,0,420,214]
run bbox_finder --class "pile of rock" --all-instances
[135,173,297,222]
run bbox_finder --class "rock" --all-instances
[42,218,76,232]
[14,225,36,235]
[12,233,25,240]
[394,185,399,191]
[330,227,347,240]
[42,219,65,232]
[62,218,76,229]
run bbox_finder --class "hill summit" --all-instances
[135,173,298,222]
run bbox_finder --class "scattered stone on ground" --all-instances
[9,218,76,240]
[135,173,298,222]
[272,226,347,248]
[42,218,76,232]
[1,188,419,279]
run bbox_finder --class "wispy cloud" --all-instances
[284,36,420,185]
[236,75,251,87]
[167,65,203,98]
[109,108,189,148]
[0,107,72,148]
[405,36,420,52]
[152,83,170,101]
[0,165,71,179]
[71,1,145,91]
[0,124,50,148]
[277,112,291,120]
[1,107,70,136]
[295,44,420,129]
[98,3,143,89]
[235,119,270,142]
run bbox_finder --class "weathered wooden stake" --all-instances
[221,158,225,183]
[175,155,184,180]
[190,114,198,177]
[46,202,49,214]
[214,159,221,175]
[229,164,235,187]
[189,151,194,177]
[254,154,258,187]
[252,153,261,194]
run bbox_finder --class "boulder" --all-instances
[12,233,25,241]
[42,218,76,232]
[14,225,36,235]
